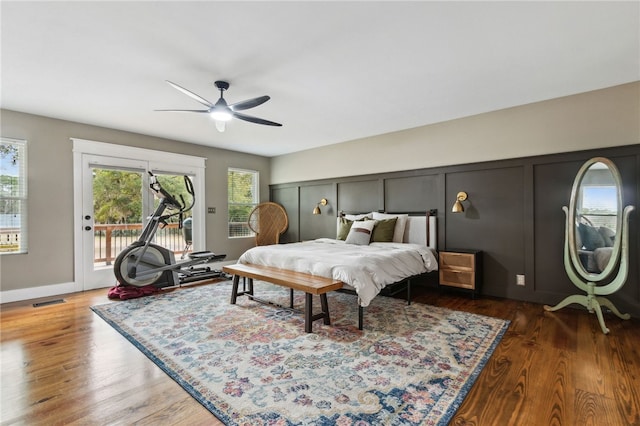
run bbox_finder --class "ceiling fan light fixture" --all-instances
[210,109,232,122]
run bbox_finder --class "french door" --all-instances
[73,139,206,291]
[81,156,148,289]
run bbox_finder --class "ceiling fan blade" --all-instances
[165,80,214,108]
[154,109,210,113]
[233,112,282,127]
[229,95,270,111]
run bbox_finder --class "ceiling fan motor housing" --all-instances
[215,81,229,91]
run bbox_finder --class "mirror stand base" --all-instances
[544,293,630,335]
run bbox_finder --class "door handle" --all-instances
[84,226,92,231]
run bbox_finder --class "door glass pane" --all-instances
[92,168,143,268]
[153,173,196,258]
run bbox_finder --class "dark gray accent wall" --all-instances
[338,180,380,213]
[385,174,441,213]
[445,167,526,299]
[271,144,640,317]
[271,186,299,243]
[300,183,335,240]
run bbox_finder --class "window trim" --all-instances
[228,167,259,239]
[0,137,28,255]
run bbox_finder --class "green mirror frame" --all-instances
[567,157,623,282]
[545,156,635,334]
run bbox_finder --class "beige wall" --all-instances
[0,110,270,294]
[271,82,640,184]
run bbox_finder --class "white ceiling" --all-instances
[1,1,638,157]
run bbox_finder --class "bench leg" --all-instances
[230,274,240,304]
[303,293,332,333]
[320,293,330,325]
[290,288,294,309]
[358,305,363,330]
[231,275,254,304]
[305,293,313,333]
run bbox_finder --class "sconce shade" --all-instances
[313,198,328,215]
[452,192,468,213]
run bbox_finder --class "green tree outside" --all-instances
[228,169,257,236]
[92,170,193,224]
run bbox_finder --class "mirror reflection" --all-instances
[573,161,620,276]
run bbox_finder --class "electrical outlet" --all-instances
[208,207,216,214]
[516,274,525,286]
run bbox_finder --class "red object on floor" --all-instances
[108,284,160,300]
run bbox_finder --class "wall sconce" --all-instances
[313,198,328,215]
[451,192,468,213]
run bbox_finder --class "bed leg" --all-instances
[358,306,363,330]
[290,288,294,309]
[407,279,412,305]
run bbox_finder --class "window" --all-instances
[0,138,27,254]
[228,168,259,238]
[580,185,617,231]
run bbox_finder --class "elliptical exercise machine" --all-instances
[113,172,225,288]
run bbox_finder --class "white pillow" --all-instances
[372,212,408,243]
[345,220,377,245]
[343,212,374,221]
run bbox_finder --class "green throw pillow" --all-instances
[337,217,353,240]
[371,218,397,242]
[337,216,371,240]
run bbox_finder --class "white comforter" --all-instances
[237,238,438,307]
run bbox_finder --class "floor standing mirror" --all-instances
[544,157,635,334]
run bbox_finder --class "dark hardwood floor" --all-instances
[1,281,639,425]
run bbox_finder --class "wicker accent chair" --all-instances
[248,202,289,246]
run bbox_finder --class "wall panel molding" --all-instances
[271,144,640,317]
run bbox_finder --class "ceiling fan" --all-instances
[156,80,282,132]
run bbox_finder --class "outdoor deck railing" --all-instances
[0,228,20,252]
[94,223,187,265]
[0,223,189,259]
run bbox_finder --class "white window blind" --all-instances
[228,168,258,238]
[0,137,28,254]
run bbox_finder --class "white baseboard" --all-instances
[0,281,77,304]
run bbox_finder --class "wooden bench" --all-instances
[222,263,343,333]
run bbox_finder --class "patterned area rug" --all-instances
[91,281,509,425]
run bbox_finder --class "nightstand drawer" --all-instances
[440,252,475,270]
[439,269,475,289]
[438,249,482,297]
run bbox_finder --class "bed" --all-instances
[576,220,616,273]
[236,211,438,327]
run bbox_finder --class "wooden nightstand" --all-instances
[439,249,483,298]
